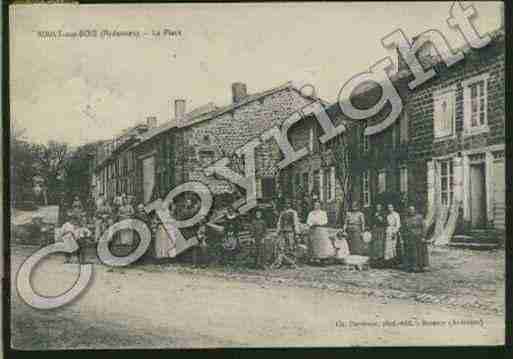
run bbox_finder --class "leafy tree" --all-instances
[33,141,70,205]
[62,142,99,204]
[10,122,40,207]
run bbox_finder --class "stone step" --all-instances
[448,242,500,250]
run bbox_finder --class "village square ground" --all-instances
[10,242,504,349]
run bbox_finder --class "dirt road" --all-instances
[10,246,504,349]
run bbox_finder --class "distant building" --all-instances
[93,82,328,215]
[94,121,154,201]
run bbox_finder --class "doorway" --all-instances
[142,156,155,203]
[469,163,487,228]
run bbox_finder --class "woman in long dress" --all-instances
[369,203,386,267]
[152,204,177,259]
[343,202,366,255]
[95,196,112,241]
[306,200,329,260]
[402,205,430,272]
[384,204,401,266]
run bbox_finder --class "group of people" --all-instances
[210,197,431,272]
[58,193,146,263]
[342,201,431,273]
[224,198,432,273]
[55,192,432,273]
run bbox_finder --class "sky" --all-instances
[10,2,503,145]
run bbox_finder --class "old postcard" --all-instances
[7,2,505,349]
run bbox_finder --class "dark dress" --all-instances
[402,213,429,272]
[344,211,366,255]
[369,211,386,263]
[221,214,241,263]
[250,219,267,267]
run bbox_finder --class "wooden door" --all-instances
[493,160,505,229]
[142,156,155,204]
[470,163,487,227]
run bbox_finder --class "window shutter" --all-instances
[256,179,263,199]
[463,84,470,131]
[434,91,454,138]
[318,170,324,201]
[400,111,409,143]
[309,126,314,152]
[330,166,336,200]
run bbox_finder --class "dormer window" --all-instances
[198,149,215,167]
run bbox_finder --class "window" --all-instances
[363,135,370,153]
[463,73,489,133]
[302,172,310,194]
[378,170,386,193]
[313,170,321,198]
[433,87,455,138]
[362,170,371,207]
[362,122,370,153]
[198,149,215,167]
[400,166,408,193]
[323,167,335,202]
[295,173,301,194]
[400,111,409,143]
[439,159,454,206]
[309,125,314,153]
[330,166,336,201]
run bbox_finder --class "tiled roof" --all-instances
[137,81,329,144]
[343,27,505,102]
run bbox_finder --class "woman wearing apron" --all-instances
[343,202,366,255]
[369,203,386,267]
[384,204,401,266]
[306,200,329,260]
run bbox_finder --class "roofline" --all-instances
[137,81,329,144]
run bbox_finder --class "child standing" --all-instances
[192,222,209,268]
[250,209,267,269]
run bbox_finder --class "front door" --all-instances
[142,156,155,203]
[470,163,487,227]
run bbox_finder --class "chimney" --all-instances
[231,82,247,103]
[174,99,186,121]
[500,2,504,29]
[146,116,157,128]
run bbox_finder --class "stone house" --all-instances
[345,27,505,238]
[94,121,154,202]
[131,82,326,216]
[282,27,505,237]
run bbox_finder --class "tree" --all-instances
[62,142,99,203]
[33,141,70,205]
[317,118,359,227]
[10,122,39,208]
[330,132,354,226]
[10,139,39,207]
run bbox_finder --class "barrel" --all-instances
[309,226,336,259]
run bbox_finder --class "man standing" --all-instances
[276,200,300,252]
[250,209,268,269]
